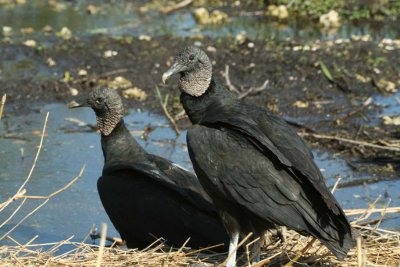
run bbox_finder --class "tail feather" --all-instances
[312,212,356,260]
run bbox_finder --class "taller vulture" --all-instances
[162,46,355,266]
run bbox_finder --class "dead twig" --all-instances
[0,94,6,120]
[357,236,363,267]
[339,97,372,123]
[0,112,49,212]
[345,206,400,216]
[17,165,86,200]
[0,166,85,242]
[0,198,27,229]
[0,112,86,246]
[222,65,269,99]
[299,132,400,152]
[90,231,125,247]
[238,79,269,99]
[173,109,188,121]
[17,112,49,193]
[0,199,50,242]
[99,68,129,78]
[161,0,193,14]
[155,86,180,135]
[222,65,240,94]
[330,177,342,194]
[372,199,391,232]
[330,176,394,190]
[283,238,316,267]
[351,195,382,224]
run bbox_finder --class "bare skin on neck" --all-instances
[96,109,122,136]
[179,65,212,97]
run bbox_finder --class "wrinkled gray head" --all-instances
[69,88,123,136]
[162,46,212,97]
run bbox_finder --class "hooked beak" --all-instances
[162,62,185,84]
[68,100,89,109]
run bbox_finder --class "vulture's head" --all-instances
[69,87,124,136]
[162,46,212,97]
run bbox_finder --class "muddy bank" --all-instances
[1,34,399,174]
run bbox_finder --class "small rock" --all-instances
[209,10,228,24]
[194,41,202,47]
[23,39,36,47]
[377,79,397,93]
[139,35,151,41]
[20,27,34,34]
[355,74,371,83]
[108,76,132,89]
[69,88,79,96]
[319,10,340,28]
[49,0,67,12]
[47,57,56,67]
[78,69,88,76]
[373,68,381,74]
[122,87,147,101]
[267,5,289,20]
[193,8,228,25]
[42,25,53,33]
[361,34,371,42]
[206,46,217,53]
[62,71,72,82]
[103,50,118,58]
[383,163,395,172]
[2,26,12,36]
[292,45,302,51]
[87,4,100,14]
[139,6,149,13]
[382,115,400,125]
[235,31,247,45]
[247,42,254,48]
[57,27,72,40]
[193,7,209,25]
[293,100,309,108]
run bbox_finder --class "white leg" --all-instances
[226,231,239,267]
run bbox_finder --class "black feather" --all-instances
[182,79,355,259]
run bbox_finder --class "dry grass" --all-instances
[0,217,399,267]
[1,100,399,267]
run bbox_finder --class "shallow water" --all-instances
[1,1,399,41]
[0,103,398,247]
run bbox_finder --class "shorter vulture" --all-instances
[70,87,228,250]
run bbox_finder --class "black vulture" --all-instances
[70,87,228,250]
[162,46,355,266]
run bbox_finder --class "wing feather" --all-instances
[188,126,309,228]
[198,101,341,214]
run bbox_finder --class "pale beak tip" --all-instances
[68,100,88,109]
[68,100,81,109]
[162,72,169,84]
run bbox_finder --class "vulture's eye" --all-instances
[189,54,195,61]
